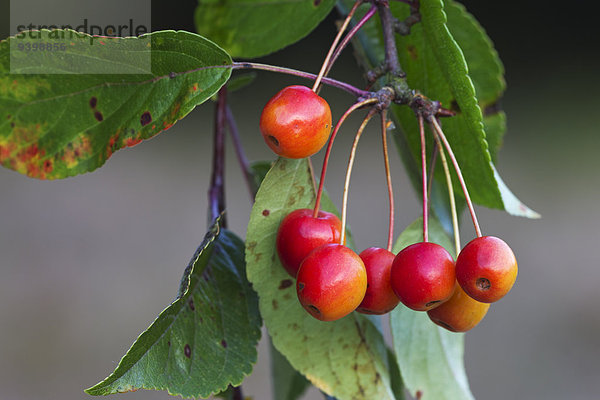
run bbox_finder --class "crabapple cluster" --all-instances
[275,210,398,320]
[394,236,517,332]
[262,85,518,330]
[276,215,516,330]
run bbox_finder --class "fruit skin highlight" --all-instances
[455,236,518,303]
[276,209,342,277]
[259,85,332,159]
[390,242,456,311]
[356,247,399,315]
[296,244,367,321]
[427,284,490,332]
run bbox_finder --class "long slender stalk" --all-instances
[418,114,428,242]
[231,63,371,99]
[340,108,378,245]
[209,87,227,227]
[380,110,395,252]
[312,0,363,92]
[313,98,379,218]
[323,5,377,78]
[432,134,461,256]
[430,117,482,238]
[427,143,438,199]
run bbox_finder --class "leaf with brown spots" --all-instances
[86,218,261,398]
[0,30,232,180]
[270,338,311,400]
[246,158,395,400]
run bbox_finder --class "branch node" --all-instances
[410,93,456,121]
[366,63,388,85]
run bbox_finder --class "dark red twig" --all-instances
[209,87,227,227]
[232,386,243,400]
[376,1,404,77]
[233,62,371,98]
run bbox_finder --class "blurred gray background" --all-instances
[1,1,599,399]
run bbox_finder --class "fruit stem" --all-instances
[340,108,378,245]
[323,5,378,79]
[430,117,482,238]
[225,105,256,200]
[313,98,379,218]
[232,62,371,98]
[432,133,461,256]
[418,113,428,242]
[312,0,364,93]
[209,87,227,227]
[427,142,438,199]
[381,110,395,252]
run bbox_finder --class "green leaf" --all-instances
[393,0,499,207]
[195,0,336,58]
[86,218,261,398]
[0,30,231,180]
[442,1,505,109]
[246,158,395,400]
[399,0,536,217]
[482,112,505,164]
[339,0,538,218]
[270,339,311,400]
[440,0,506,162]
[390,217,473,400]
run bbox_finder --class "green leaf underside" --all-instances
[0,30,231,180]
[386,347,407,400]
[86,219,261,398]
[195,0,337,59]
[257,160,311,400]
[390,217,474,400]
[246,158,395,400]
[341,0,537,218]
